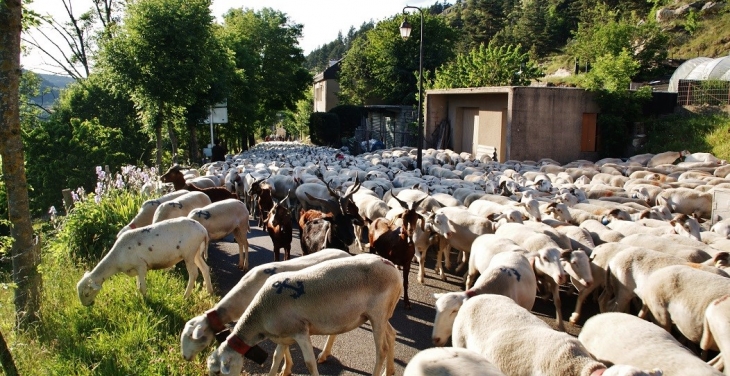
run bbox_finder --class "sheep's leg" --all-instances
[270,344,294,376]
[550,281,565,331]
[293,333,320,376]
[402,262,411,310]
[232,227,249,271]
[354,225,365,252]
[193,253,213,294]
[384,323,396,376]
[415,246,426,284]
[316,335,337,363]
[183,259,200,298]
[369,319,389,376]
[136,268,148,297]
[570,283,597,324]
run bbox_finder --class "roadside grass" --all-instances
[643,111,730,159]
[0,183,218,375]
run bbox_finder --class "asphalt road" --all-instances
[204,219,593,376]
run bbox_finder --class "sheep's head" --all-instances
[207,342,244,376]
[181,315,214,361]
[76,272,102,306]
[160,165,184,184]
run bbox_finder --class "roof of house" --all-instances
[313,59,342,82]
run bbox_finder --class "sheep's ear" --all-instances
[192,324,207,340]
[560,250,572,261]
[713,252,730,268]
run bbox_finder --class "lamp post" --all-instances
[399,5,424,171]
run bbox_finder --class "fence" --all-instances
[352,106,419,153]
[677,79,730,106]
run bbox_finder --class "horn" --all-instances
[325,180,339,198]
[411,196,427,211]
[392,194,409,209]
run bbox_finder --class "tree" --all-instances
[281,89,312,141]
[218,8,312,148]
[566,3,668,77]
[339,12,457,106]
[1,0,43,334]
[22,0,124,78]
[429,43,542,89]
[98,0,221,168]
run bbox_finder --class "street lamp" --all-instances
[400,5,424,171]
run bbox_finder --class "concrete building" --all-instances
[313,60,341,112]
[424,86,600,164]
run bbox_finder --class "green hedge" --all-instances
[308,112,341,146]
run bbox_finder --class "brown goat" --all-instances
[160,166,236,203]
[256,188,275,229]
[368,217,415,309]
[266,198,293,261]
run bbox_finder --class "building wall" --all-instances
[313,79,340,112]
[425,87,600,164]
[509,87,599,164]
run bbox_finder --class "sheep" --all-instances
[429,207,496,272]
[432,251,536,346]
[619,233,712,262]
[637,265,730,361]
[602,247,728,314]
[656,187,712,219]
[206,254,401,376]
[452,295,659,376]
[403,347,506,376]
[569,242,626,324]
[180,249,350,369]
[152,191,212,223]
[117,190,190,237]
[160,165,237,202]
[711,218,730,238]
[579,312,718,376]
[701,295,730,373]
[646,150,689,168]
[188,199,250,270]
[77,217,212,306]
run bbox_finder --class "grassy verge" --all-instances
[642,110,730,159]
[0,186,218,375]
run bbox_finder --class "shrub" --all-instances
[308,112,341,146]
[328,105,365,139]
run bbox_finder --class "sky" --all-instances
[22,0,432,75]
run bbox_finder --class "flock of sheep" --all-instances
[76,141,730,375]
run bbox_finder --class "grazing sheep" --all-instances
[188,199,250,271]
[117,190,190,237]
[432,251,536,346]
[180,249,350,373]
[77,217,212,306]
[403,347,506,376]
[580,312,717,376]
[152,191,212,223]
[206,254,401,376]
[452,295,659,376]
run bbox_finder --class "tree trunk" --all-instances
[155,103,163,169]
[0,0,43,330]
[0,328,18,376]
[166,118,178,165]
[188,122,199,164]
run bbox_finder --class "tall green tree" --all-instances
[339,12,457,106]
[460,0,515,52]
[1,0,42,333]
[218,7,312,148]
[98,0,221,168]
[429,43,542,88]
[567,3,668,77]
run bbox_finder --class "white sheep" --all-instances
[117,190,189,237]
[432,251,536,346]
[701,295,730,373]
[579,312,716,376]
[77,217,212,306]
[206,254,402,376]
[187,198,250,271]
[152,191,212,223]
[403,347,506,376]
[452,295,660,376]
[181,249,350,372]
[711,218,730,238]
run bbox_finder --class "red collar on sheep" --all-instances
[226,334,252,356]
[129,223,136,229]
[205,309,226,333]
[465,290,476,299]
